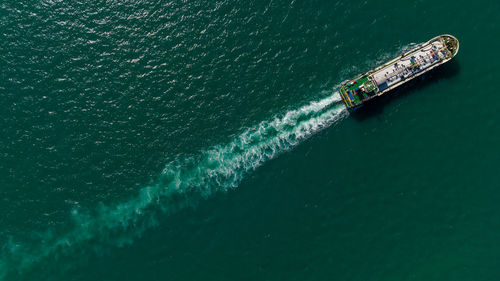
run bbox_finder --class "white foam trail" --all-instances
[0,92,347,278]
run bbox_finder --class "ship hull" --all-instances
[340,35,459,111]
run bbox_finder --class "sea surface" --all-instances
[1,0,499,280]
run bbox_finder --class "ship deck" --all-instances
[371,40,451,93]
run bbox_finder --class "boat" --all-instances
[339,34,459,110]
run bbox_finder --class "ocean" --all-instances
[1,0,500,280]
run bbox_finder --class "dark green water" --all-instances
[1,0,500,280]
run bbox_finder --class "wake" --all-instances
[0,92,347,278]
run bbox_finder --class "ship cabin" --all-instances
[339,74,378,109]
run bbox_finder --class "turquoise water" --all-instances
[1,0,500,280]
